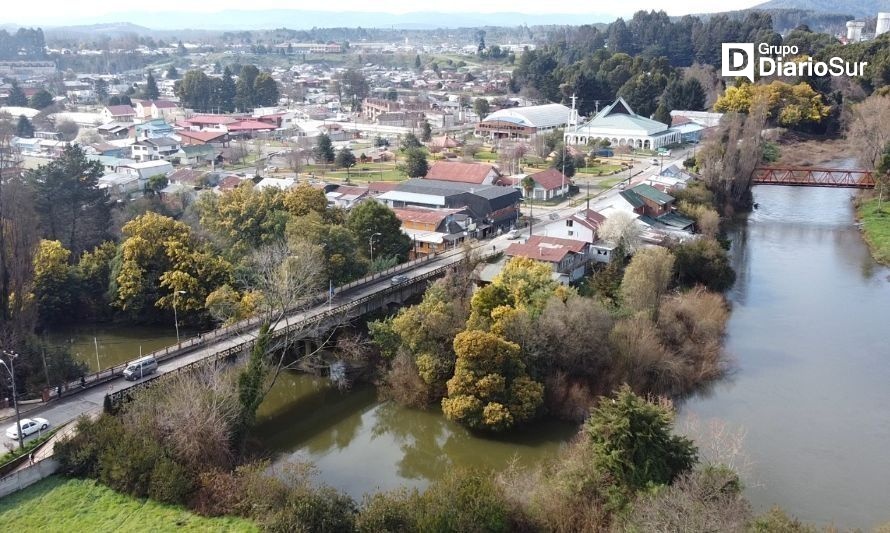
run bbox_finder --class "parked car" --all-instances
[506,229,522,239]
[391,274,409,285]
[6,417,49,440]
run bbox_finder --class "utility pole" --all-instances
[1,351,23,451]
[173,290,187,344]
[369,232,382,263]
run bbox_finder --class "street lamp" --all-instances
[173,290,187,344]
[369,232,382,263]
[0,351,23,451]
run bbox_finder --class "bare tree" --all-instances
[0,115,37,349]
[846,94,890,169]
[598,211,642,257]
[125,364,241,471]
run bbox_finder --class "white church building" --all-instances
[564,97,681,150]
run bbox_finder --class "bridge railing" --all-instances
[105,251,496,410]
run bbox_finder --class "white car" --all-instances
[506,229,522,239]
[6,417,49,440]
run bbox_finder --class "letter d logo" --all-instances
[722,43,755,82]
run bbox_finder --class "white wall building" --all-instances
[565,97,681,150]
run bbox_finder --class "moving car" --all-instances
[6,417,49,440]
[391,274,409,285]
[123,355,159,381]
[506,229,522,239]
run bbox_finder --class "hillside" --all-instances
[753,0,890,18]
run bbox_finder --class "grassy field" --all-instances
[858,196,890,265]
[0,476,257,532]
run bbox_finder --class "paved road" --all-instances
[1,242,513,449]
[2,148,694,448]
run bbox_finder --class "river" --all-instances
[59,184,890,527]
[680,185,890,529]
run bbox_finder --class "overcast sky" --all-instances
[4,0,766,23]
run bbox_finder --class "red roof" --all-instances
[152,100,177,109]
[505,235,586,264]
[330,185,369,197]
[227,120,277,131]
[394,207,464,226]
[178,130,228,142]
[530,168,568,191]
[168,168,208,185]
[573,209,606,231]
[105,105,135,116]
[424,161,498,184]
[671,115,693,126]
[217,175,244,191]
[367,181,399,194]
[185,115,240,125]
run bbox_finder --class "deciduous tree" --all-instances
[620,246,675,317]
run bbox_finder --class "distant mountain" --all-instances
[752,0,890,18]
[45,22,154,36]
[32,10,608,32]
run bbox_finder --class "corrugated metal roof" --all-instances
[630,183,674,205]
[481,103,571,129]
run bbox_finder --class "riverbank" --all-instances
[857,196,890,265]
[0,476,257,532]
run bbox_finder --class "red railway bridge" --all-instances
[752,166,875,188]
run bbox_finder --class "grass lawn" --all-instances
[0,476,257,532]
[577,164,624,176]
[858,196,890,265]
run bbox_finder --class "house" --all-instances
[168,168,211,188]
[177,129,229,146]
[135,119,175,139]
[227,120,277,137]
[518,168,571,201]
[181,114,243,131]
[540,209,605,244]
[101,105,135,124]
[119,160,174,185]
[325,185,369,209]
[98,172,142,197]
[620,183,675,217]
[214,174,247,194]
[377,178,520,235]
[178,145,219,166]
[87,155,137,174]
[424,161,501,185]
[131,136,181,162]
[505,235,589,284]
[97,121,132,139]
[255,177,297,190]
[393,206,473,257]
[133,99,178,120]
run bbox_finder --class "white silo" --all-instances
[877,13,890,37]
[847,21,866,42]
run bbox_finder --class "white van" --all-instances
[123,355,159,381]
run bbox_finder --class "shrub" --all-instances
[416,470,511,533]
[585,386,697,495]
[672,238,735,292]
[149,457,195,504]
[55,414,124,478]
[356,490,420,532]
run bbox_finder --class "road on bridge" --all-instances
[0,240,516,449]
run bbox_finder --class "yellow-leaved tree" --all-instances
[115,212,232,320]
[714,80,829,128]
[442,330,544,431]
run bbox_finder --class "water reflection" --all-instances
[255,372,575,499]
[680,185,890,529]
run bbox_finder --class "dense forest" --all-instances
[0,28,46,59]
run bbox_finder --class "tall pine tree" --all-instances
[144,71,160,100]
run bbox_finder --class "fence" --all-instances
[50,251,445,401]
[104,249,494,411]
